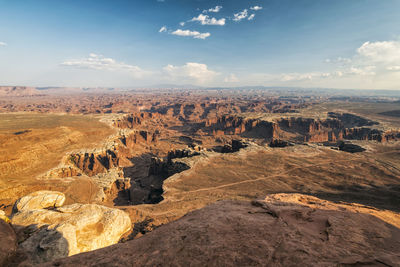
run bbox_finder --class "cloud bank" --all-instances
[61,53,148,78]
[163,62,219,84]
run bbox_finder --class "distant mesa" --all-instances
[0,86,42,97]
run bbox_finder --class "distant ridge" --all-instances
[0,86,42,97]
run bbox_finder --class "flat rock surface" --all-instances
[41,194,400,267]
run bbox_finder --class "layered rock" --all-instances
[205,112,400,144]
[12,191,65,213]
[206,115,277,138]
[120,130,159,148]
[11,192,131,264]
[113,112,161,129]
[69,150,119,176]
[68,130,159,177]
[43,194,400,267]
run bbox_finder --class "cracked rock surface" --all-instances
[42,193,400,267]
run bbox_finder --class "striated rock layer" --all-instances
[12,191,65,213]
[10,191,131,264]
[41,194,400,267]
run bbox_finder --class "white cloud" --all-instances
[61,53,148,78]
[326,57,352,64]
[279,72,330,82]
[159,26,167,33]
[191,14,226,26]
[387,66,400,71]
[179,22,185,26]
[250,6,263,11]
[248,14,255,20]
[250,40,400,89]
[206,6,223,13]
[171,29,210,39]
[224,74,239,83]
[0,42,7,46]
[163,62,219,84]
[356,41,400,64]
[278,67,376,82]
[233,9,248,22]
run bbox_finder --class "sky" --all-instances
[0,0,400,89]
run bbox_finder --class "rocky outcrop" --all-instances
[43,194,400,267]
[269,139,294,147]
[383,130,400,142]
[338,141,366,153]
[69,150,119,176]
[205,112,400,144]
[167,148,200,162]
[213,139,248,153]
[120,130,159,148]
[206,115,277,138]
[67,130,159,177]
[113,112,161,129]
[12,191,65,213]
[0,219,17,266]
[44,167,81,178]
[11,192,131,264]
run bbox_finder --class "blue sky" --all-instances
[0,0,400,89]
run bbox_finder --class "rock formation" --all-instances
[10,191,131,264]
[205,112,400,144]
[41,194,400,267]
[0,219,17,266]
[12,191,65,213]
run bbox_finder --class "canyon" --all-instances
[0,87,399,265]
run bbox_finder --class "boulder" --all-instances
[11,203,131,263]
[12,191,65,213]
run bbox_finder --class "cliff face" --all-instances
[120,130,158,148]
[68,130,159,177]
[113,113,161,129]
[69,150,119,176]
[205,112,400,143]
[206,115,277,138]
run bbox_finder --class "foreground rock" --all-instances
[10,192,131,264]
[42,194,400,267]
[0,219,17,266]
[12,191,65,213]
